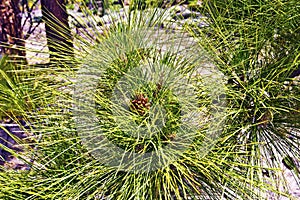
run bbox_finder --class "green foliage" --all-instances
[0,1,299,199]
[191,0,300,197]
[0,57,36,118]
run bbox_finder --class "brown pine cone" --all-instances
[130,93,151,116]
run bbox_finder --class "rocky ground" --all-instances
[0,118,33,170]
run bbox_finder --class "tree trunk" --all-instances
[0,0,25,58]
[41,0,73,61]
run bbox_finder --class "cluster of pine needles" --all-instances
[0,1,299,199]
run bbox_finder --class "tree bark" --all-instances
[41,0,73,61]
[0,0,25,58]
